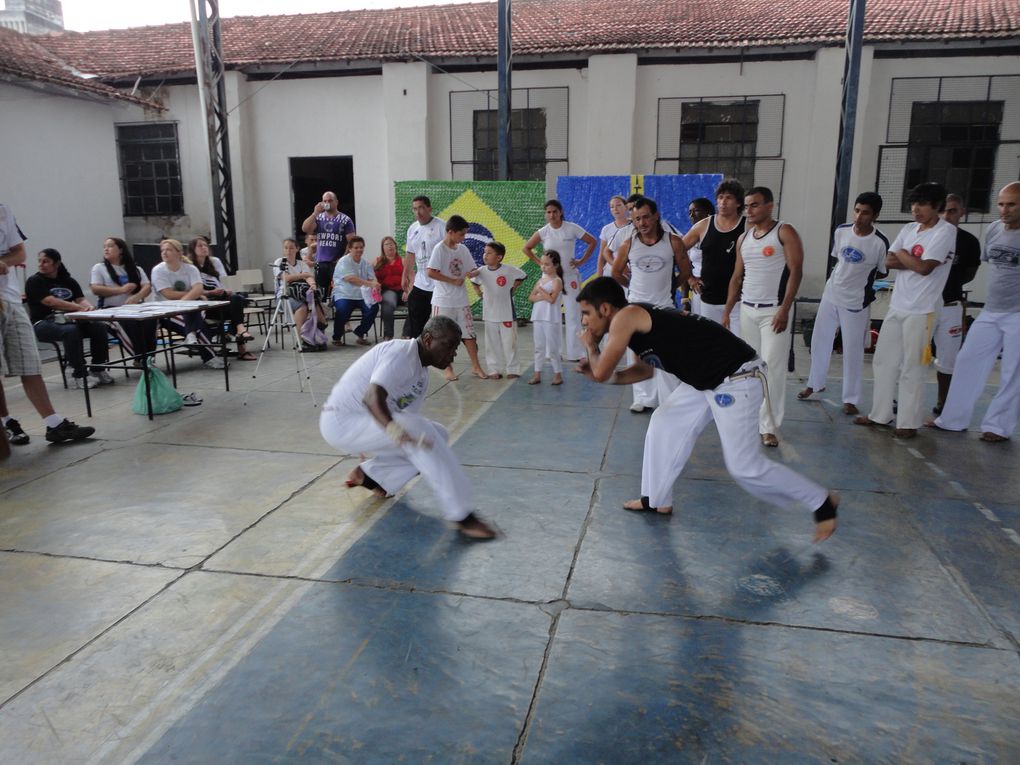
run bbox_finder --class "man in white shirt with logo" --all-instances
[798,192,889,415]
[855,182,956,439]
[933,182,1020,442]
[723,186,804,447]
[319,315,496,539]
[402,195,445,339]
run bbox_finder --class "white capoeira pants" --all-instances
[631,363,681,409]
[698,300,742,339]
[319,408,472,521]
[740,304,791,434]
[562,274,585,360]
[640,365,828,511]
[484,320,520,375]
[868,309,934,430]
[806,297,870,406]
[935,310,1020,438]
[932,301,966,374]
[533,319,562,374]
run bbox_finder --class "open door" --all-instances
[290,156,356,239]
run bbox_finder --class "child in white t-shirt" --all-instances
[528,251,565,385]
[470,241,527,378]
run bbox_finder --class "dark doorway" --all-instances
[290,156,356,239]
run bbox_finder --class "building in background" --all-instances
[0,0,63,34]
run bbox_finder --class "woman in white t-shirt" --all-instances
[523,199,597,360]
[273,237,324,336]
[150,238,223,368]
[90,237,157,361]
[598,195,630,277]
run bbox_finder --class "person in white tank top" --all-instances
[724,187,804,447]
[611,197,691,412]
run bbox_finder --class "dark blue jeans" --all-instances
[33,318,109,377]
[332,298,378,341]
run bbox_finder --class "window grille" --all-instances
[116,123,184,217]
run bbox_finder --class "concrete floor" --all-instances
[1,324,1019,764]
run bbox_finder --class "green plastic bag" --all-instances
[132,358,184,415]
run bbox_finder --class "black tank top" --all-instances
[627,304,756,390]
[699,215,746,305]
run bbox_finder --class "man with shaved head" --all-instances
[932,182,1020,442]
[302,190,356,298]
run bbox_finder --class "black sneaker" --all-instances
[4,418,30,445]
[45,419,95,443]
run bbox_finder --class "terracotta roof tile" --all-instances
[0,26,160,107]
[24,0,1020,80]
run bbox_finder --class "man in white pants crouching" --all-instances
[319,315,496,539]
[574,277,837,542]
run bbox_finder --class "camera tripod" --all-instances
[242,270,318,407]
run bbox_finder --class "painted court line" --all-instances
[1003,528,1020,549]
[926,462,947,477]
[906,447,924,460]
[973,503,1001,524]
[949,481,969,496]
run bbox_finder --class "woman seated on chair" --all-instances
[188,236,255,361]
[90,237,157,364]
[25,248,114,388]
[330,236,379,347]
[373,236,405,342]
[273,237,325,333]
[150,238,224,369]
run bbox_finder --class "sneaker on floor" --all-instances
[73,374,103,389]
[94,370,115,385]
[629,402,647,413]
[4,418,30,445]
[204,356,227,369]
[181,392,203,406]
[45,419,95,443]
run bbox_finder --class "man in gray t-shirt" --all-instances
[933,182,1020,441]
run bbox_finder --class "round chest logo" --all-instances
[570,280,578,290]
[841,247,864,263]
[911,244,925,258]
[714,393,735,407]
[635,255,666,273]
[762,246,776,257]
[450,259,463,277]
[503,320,514,328]
[51,287,74,301]
[496,275,507,287]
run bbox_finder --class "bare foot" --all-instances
[622,498,672,515]
[507,374,520,379]
[814,518,837,542]
[487,373,503,379]
[444,367,459,382]
[528,374,541,385]
[797,387,814,400]
[551,373,564,386]
[344,466,387,498]
[853,415,873,427]
[456,513,497,540]
[980,432,1009,442]
[842,403,859,415]
[471,369,488,380]
[893,428,917,439]
[761,433,779,447]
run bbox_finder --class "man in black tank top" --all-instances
[682,179,746,331]
[574,277,838,541]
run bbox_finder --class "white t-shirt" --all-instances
[427,240,473,308]
[331,255,375,302]
[888,219,956,314]
[89,262,151,308]
[325,339,429,416]
[0,203,26,303]
[273,257,312,278]
[983,220,1020,314]
[406,217,446,292]
[530,277,562,323]
[822,224,890,310]
[470,263,527,322]
[151,261,204,301]
[539,221,590,288]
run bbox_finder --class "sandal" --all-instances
[237,333,255,344]
[237,350,257,361]
[623,497,672,515]
[181,392,203,407]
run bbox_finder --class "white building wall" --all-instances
[584,54,637,174]
[0,83,123,287]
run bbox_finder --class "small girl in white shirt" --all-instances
[528,251,565,385]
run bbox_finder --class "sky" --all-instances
[58,0,479,33]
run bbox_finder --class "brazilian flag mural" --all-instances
[394,175,721,318]
[394,181,546,319]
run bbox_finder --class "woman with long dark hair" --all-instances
[187,236,255,360]
[89,237,157,363]
[26,248,113,387]
[373,236,404,341]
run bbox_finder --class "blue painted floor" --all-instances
[3,339,1020,763]
[143,373,1020,763]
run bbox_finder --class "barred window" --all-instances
[877,76,1020,220]
[116,123,184,217]
[473,108,547,181]
[656,95,785,202]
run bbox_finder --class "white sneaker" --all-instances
[73,374,104,389]
[184,332,198,345]
[629,402,647,413]
[95,370,115,385]
[204,356,227,369]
